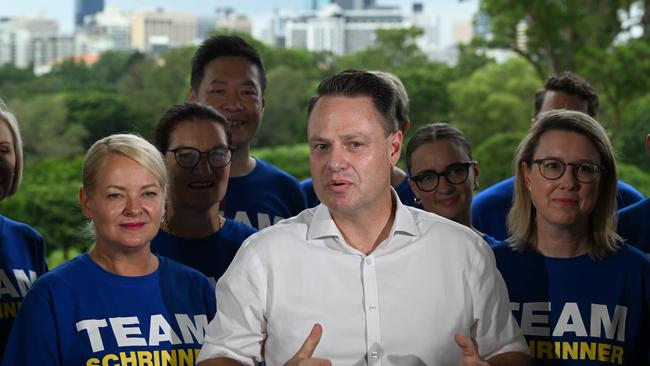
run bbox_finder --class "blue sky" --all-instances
[2,0,479,48]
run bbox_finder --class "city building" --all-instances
[276,3,404,55]
[75,0,105,28]
[452,19,473,45]
[131,9,198,53]
[79,7,132,53]
[0,16,63,70]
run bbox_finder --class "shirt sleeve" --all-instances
[468,239,529,359]
[1,283,60,365]
[197,242,268,365]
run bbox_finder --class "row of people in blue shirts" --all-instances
[0,35,648,365]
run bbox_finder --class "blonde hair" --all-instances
[507,110,620,260]
[83,133,167,193]
[0,99,23,197]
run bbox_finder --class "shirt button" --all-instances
[370,351,379,359]
[368,304,376,311]
[366,258,373,265]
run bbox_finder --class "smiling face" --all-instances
[165,119,230,212]
[524,129,601,233]
[190,56,265,149]
[0,120,16,201]
[408,139,478,226]
[81,154,164,252]
[308,95,402,219]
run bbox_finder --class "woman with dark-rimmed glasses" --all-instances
[405,123,500,245]
[151,102,256,285]
[493,110,650,365]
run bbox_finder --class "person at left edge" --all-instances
[1,134,216,366]
[0,99,47,359]
[152,102,257,285]
[189,35,307,229]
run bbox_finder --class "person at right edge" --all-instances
[493,110,650,365]
[472,72,643,241]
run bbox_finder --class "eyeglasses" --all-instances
[409,161,476,192]
[532,158,602,183]
[167,146,233,169]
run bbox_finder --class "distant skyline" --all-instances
[2,0,479,48]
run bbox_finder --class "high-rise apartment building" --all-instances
[75,0,105,27]
[278,3,403,55]
[131,10,198,53]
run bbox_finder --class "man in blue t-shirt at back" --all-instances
[189,36,306,229]
[617,132,650,253]
[472,71,643,240]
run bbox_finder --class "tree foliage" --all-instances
[449,58,540,147]
[480,0,637,77]
[0,157,87,261]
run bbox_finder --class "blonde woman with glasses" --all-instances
[493,110,650,365]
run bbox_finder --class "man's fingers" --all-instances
[294,324,323,359]
[454,333,478,359]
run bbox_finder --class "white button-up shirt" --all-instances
[199,197,527,365]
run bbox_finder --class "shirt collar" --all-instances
[306,189,420,246]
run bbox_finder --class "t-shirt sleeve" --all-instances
[1,283,59,365]
[468,240,529,359]
[197,242,267,365]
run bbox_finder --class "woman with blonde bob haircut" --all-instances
[493,110,650,365]
[3,134,216,365]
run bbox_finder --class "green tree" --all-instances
[254,67,316,147]
[118,47,194,133]
[615,93,650,171]
[480,0,638,77]
[397,63,457,131]
[0,157,87,263]
[579,38,650,133]
[448,57,539,147]
[474,132,526,189]
[0,64,36,100]
[253,144,310,180]
[65,92,149,149]
[9,95,87,161]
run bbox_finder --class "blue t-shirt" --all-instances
[617,197,649,253]
[221,158,306,230]
[151,218,256,285]
[482,233,501,247]
[300,175,418,209]
[493,243,650,365]
[0,215,47,358]
[472,177,644,241]
[1,253,216,366]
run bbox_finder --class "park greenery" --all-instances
[1,1,650,267]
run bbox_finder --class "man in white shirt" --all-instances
[198,70,530,366]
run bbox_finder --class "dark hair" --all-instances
[307,70,398,135]
[534,71,599,118]
[370,71,410,131]
[406,123,472,172]
[190,35,266,93]
[154,102,231,153]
